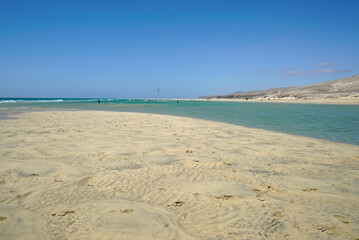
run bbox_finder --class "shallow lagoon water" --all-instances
[1,98,359,145]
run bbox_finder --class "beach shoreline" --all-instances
[0,110,358,239]
[195,98,359,105]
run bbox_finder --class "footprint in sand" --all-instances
[52,211,76,217]
[316,225,337,235]
[114,187,124,192]
[168,201,185,207]
[119,209,134,213]
[302,188,317,192]
[0,216,6,221]
[215,195,233,200]
[333,214,349,224]
[256,196,265,201]
[78,176,93,186]
[253,189,265,201]
[186,150,193,153]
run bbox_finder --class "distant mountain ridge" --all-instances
[199,74,359,100]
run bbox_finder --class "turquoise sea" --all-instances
[1,98,359,145]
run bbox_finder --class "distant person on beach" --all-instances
[98,99,100,104]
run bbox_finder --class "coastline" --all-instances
[1,110,358,239]
[197,98,359,105]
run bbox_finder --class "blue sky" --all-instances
[1,0,358,98]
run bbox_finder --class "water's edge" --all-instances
[1,98,359,145]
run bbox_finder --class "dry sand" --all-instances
[0,111,358,239]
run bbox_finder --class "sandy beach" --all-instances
[0,110,358,239]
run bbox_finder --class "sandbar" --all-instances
[200,98,359,105]
[0,111,358,239]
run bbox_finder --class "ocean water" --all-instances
[1,98,359,145]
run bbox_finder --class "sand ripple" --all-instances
[0,111,358,239]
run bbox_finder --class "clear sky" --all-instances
[1,0,358,98]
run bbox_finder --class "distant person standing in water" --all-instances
[98,99,100,104]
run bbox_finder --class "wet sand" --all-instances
[0,111,358,239]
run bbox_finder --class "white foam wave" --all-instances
[63,99,96,103]
[1,99,66,103]
[34,99,64,103]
